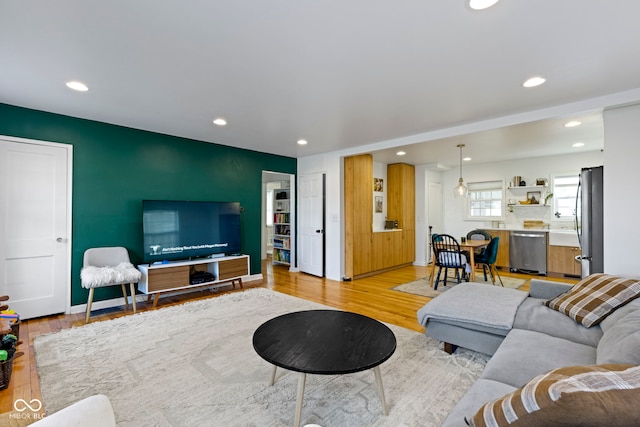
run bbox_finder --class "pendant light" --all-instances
[453,144,468,198]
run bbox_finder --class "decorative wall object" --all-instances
[527,191,541,204]
[374,177,384,192]
[375,196,383,212]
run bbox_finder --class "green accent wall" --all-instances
[0,103,296,306]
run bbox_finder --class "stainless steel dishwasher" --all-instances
[510,231,547,274]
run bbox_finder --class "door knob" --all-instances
[315,229,324,233]
[56,237,64,242]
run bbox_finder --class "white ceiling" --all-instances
[1,1,639,166]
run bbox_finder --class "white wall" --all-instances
[603,103,640,275]
[414,166,443,266]
[435,150,604,239]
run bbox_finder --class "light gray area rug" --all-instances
[392,273,525,298]
[34,288,489,427]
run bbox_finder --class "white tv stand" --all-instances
[137,254,249,307]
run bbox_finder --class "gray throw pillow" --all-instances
[599,297,640,332]
[597,309,640,365]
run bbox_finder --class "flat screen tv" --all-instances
[142,200,241,263]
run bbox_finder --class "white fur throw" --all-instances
[81,262,142,289]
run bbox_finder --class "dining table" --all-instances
[430,239,490,286]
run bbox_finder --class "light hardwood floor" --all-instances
[0,260,577,415]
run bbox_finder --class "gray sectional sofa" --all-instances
[417,277,640,426]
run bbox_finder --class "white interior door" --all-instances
[298,173,324,277]
[0,136,71,319]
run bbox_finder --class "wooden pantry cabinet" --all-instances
[387,163,415,233]
[388,163,416,265]
[344,155,415,279]
[345,154,374,278]
[372,230,403,271]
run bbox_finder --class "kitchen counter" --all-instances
[484,227,576,233]
[483,228,579,247]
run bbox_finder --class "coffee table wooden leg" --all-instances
[373,366,388,415]
[294,372,306,427]
[269,365,277,386]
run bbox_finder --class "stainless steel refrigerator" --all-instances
[576,166,604,277]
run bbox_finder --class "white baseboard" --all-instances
[70,273,264,315]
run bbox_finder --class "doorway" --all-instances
[262,171,296,271]
[427,180,442,264]
[0,136,72,319]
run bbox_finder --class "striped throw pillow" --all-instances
[544,274,640,327]
[471,364,640,427]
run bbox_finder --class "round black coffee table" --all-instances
[252,309,397,427]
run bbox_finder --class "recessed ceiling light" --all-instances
[297,139,308,145]
[523,76,546,88]
[212,118,227,126]
[469,0,500,10]
[564,121,582,128]
[463,157,472,161]
[66,81,88,92]
[396,151,406,156]
[572,142,585,148]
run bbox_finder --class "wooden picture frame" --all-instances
[374,178,383,192]
[527,191,541,204]
[375,196,383,212]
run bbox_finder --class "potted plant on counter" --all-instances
[544,192,554,206]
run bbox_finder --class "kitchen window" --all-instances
[552,174,579,219]
[467,180,504,219]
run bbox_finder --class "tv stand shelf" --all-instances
[137,255,249,307]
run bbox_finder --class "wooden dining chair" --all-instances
[431,234,469,290]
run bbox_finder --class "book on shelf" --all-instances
[275,224,290,235]
[273,248,290,263]
[273,237,290,249]
[274,213,290,224]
